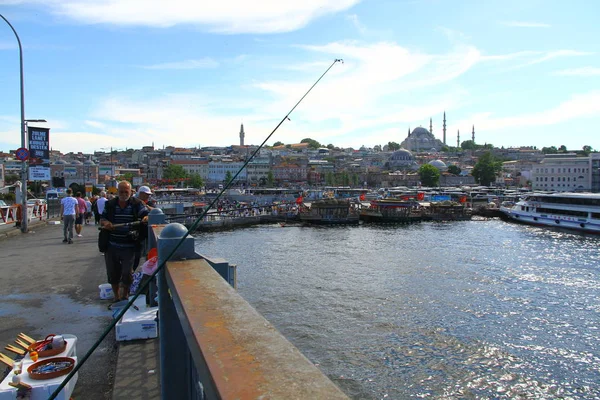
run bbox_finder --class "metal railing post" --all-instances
[157,223,197,399]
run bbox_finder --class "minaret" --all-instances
[443,112,447,145]
[457,129,460,149]
[408,127,411,136]
[472,125,475,143]
[239,123,245,146]
[429,118,433,134]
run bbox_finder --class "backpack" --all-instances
[98,197,146,252]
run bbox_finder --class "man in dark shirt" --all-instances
[100,181,148,301]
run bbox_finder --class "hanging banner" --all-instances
[27,126,50,180]
[27,127,50,166]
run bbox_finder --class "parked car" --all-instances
[27,199,47,205]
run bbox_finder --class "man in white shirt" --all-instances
[97,191,108,216]
[60,189,78,244]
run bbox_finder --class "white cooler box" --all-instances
[115,304,158,341]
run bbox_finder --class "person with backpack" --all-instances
[100,181,149,302]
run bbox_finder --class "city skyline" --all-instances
[1,1,599,154]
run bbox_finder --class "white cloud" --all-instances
[451,91,600,135]
[503,21,551,28]
[554,67,600,76]
[346,14,367,34]
[29,0,361,33]
[84,120,106,128]
[141,58,219,70]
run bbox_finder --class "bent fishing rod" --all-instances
[49,58,343,399]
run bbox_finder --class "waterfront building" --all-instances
[246,158,271,185]
[272,163,308,184]
[50,159,98,188]
[501,160,535,188]
[208,160,247,184]
[170,159,209,181]
[531,153,591,192]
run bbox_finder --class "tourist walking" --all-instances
[75,192,86,237]
[84,196,92,225]
[100,181,149,302]
[60,189,78,244]
[96,191,107,225]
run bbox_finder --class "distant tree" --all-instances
[582,145,593,155]
[163,164,187,180]
[301,138,322,149]
[472,152,503,186]
[542,146,558,154]
[341,172,350,186]
[559,145,567,153]
[325,172,335,186]
[461,140,476,150]
[4,173,19,185]
[387,142,401,151]
[188,173,204,188]
[327,143,335,150]
[119,172,134,183]
[447,165,462,175]
[440,145,450,152]
[373,145,382,152]
[267,171,274,187]
[224,171,233,184]
[273,141,284,147]
[418,164,441,187]
[352,173,360,186]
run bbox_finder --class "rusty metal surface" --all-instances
[166,259,349,399]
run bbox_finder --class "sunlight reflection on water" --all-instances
[196,219,600,399]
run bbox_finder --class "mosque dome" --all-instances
[70,160,83,165]
[53,159,68,165]
[388,149,417,170]
[390,149,414,161]
[411,127,431,137]
[428,159,448,171]
[83,159,96,166]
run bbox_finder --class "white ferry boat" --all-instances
[500,192,600,234]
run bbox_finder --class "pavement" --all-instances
[0,219,160,399]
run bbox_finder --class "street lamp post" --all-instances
[0,13,30,232]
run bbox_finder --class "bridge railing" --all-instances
[148,208,348,399]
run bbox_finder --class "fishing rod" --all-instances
[49,58,343,399]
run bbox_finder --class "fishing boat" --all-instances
[299,199,360,225]
[359,198,422,223]
[499,192,600,234]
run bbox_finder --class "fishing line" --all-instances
[49,58,342,399]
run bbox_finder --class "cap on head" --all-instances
[138,185,152,195]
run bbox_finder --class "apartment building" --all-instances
[531,154,591,192]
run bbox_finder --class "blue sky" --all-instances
[1,0,599,154]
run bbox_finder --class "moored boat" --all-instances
[299,199,360,225]
[359,198,422,223]
[423,200,472,221]
[500,192,600,233]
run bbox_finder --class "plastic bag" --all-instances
[142,256,158,275]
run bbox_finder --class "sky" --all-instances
[0,0,599,154]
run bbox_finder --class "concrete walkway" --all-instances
[0,220,159,399]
